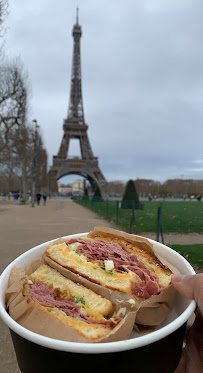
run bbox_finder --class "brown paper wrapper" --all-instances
[5,257,136,343]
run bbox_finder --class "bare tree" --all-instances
[18,125,48,201]
[0,0,8,57]
[0,1,8,28]
[14,124,33,201]
[0,58,32,200]
[0,6,48,200]
[107,181,125,196]
[35,139,48,192]
[0,58,30,153]
[0,123,48,200]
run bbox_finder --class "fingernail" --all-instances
[172,274,187,282]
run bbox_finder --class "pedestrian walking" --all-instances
[42,193,47,206]
[36,193,41,205]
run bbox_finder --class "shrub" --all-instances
[121,179,141,209]
[82,187,89,201]
[92,186,103,202]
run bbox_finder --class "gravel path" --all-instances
[0,199,202,372]
[140,231,203,245]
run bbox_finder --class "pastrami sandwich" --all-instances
[44,227,174,302]
[22,264,135,342]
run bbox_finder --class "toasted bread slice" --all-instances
[86,227,173,288]
[46,242,136,293]
[45,227,173,300]
[23,264,121,340]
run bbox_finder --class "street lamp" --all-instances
[31,119,39,207]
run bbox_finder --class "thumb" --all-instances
[171,274,203,313]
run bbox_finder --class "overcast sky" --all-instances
[4,0,203,184]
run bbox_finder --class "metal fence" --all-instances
[74,198,164,243]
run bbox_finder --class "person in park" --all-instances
[172,273,203,373]
[36,193,41,205]
[42,193,47,206]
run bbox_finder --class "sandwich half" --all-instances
[44,227,174,301]
[22,264,131,342]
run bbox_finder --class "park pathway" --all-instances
[0,199,202,372]
[0,199,121,273]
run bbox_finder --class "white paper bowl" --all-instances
[0,233,196,373]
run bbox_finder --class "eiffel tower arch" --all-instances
[49,9,106,194]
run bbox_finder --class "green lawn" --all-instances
[170,244,203,269]
[161,201,203,233]
[77,200,203,233]
[128,201,203,233]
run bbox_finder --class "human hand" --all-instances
[171,274,203,373]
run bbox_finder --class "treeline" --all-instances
[0,1,48,199]
[107,178,203,198]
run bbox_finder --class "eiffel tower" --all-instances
[49,9,106,194]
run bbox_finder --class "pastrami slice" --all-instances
[65,238,162,299]
[28,280,121,328]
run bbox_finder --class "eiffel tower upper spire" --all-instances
[67,7,84,124]
[76,7,79,25]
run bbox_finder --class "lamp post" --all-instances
[31,119,39,207]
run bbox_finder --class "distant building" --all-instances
[72,179,90,195]
[57,182,72,195]
[57,179,90,195]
